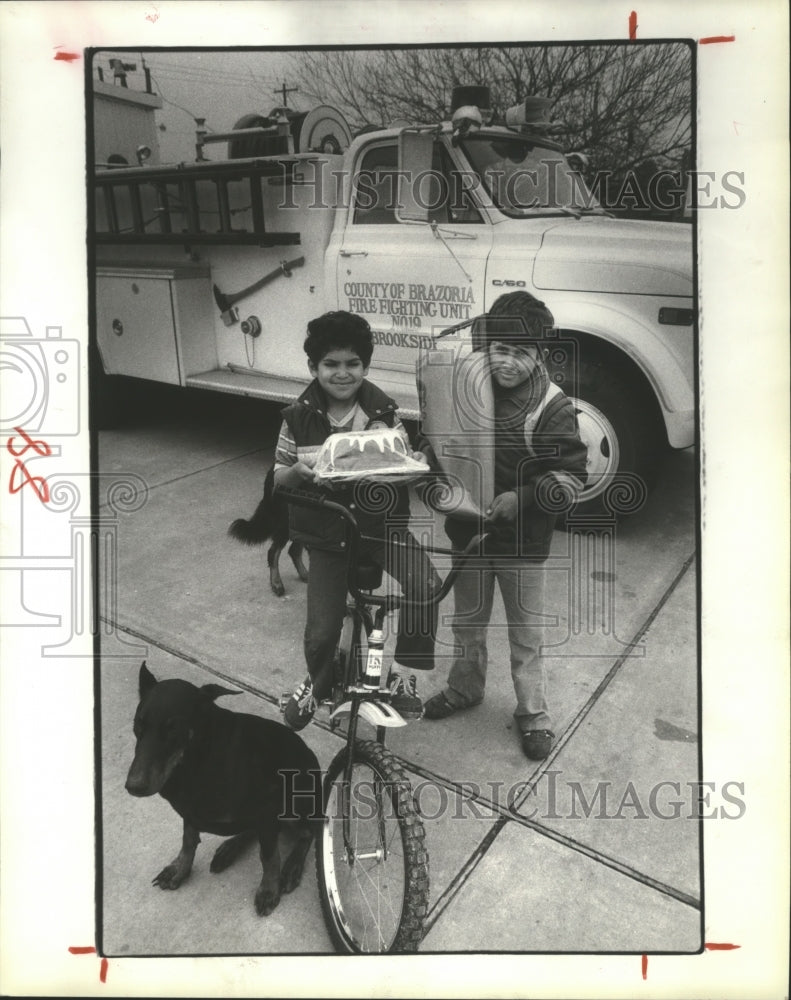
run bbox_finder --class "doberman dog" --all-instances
[125,662,322,916]
[229,466,308,597]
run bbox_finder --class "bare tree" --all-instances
[289,43,691,182]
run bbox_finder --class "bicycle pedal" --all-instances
[278,693,291,713]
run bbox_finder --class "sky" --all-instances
[94,50,303,162]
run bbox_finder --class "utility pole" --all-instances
[274,81,298,108]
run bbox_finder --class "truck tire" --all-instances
[561,356,664,518]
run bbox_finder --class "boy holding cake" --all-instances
[274,310,439,730]
[420,292,588,760]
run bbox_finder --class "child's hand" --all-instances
[414,443,441,470]
[486,491,519,523]
[292,461,319,485]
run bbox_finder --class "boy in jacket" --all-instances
[422,292,588,760]
[274,311,439,730]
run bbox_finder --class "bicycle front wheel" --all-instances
[316,739,429,953]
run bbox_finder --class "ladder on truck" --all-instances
[93,156,323,247]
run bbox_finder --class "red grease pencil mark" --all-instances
[640,945,739,981]
[54,50,80,62]
[629,12,638,40]
[700,35,735,44]
[7,427,52,503]
[69,946,109,982]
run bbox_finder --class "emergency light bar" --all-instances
[448,86,562,135]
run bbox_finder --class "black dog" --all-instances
[229,466,308,597]
[125,662,322,916]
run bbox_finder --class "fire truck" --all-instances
[92,86,695,511]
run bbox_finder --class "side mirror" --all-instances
[396,131,434,223]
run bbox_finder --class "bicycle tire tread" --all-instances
[316,739,430,953]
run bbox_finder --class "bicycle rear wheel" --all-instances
[316,739,429,953]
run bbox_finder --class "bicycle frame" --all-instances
[275,484,487,861]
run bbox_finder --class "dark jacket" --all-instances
[281,379,411,551]
[424,380,588,561]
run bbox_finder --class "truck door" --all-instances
[335,139,492,406]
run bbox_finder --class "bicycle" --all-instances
[276,485,485,954]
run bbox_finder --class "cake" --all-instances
[314,427,423,478]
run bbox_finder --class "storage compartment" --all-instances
[96,264,217,384]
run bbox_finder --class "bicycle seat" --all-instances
[354,558,383,591]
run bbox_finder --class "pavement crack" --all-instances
[103,610,702,931]
[422,817,509,936]
[98,618,282,708]
[512,551,698,811]
[95,449,268,511]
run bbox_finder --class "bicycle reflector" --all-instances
[363,628,385,688]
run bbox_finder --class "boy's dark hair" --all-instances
[472,291,555,353]
[304,310,374,367]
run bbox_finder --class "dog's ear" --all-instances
[200,683,240,702]
[139,661,158,698]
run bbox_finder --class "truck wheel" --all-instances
[563,357,664,517]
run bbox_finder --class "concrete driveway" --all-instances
[97,382,700,957]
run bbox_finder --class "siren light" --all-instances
[451,105,483,144]
[567,151,590,171]
[504,96,554,131]
[450,86,493,125]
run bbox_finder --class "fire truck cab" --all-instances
[92,86,695,511]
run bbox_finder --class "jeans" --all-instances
[444,553,550,733]
[303,532,440,700]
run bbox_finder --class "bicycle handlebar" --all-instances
[274,483,488,611]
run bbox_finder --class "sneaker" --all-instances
[283,677,316,731]
[521,729,554,760]
[387,671,423,720]
[423,691,473,720]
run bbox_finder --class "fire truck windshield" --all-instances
[459,134,603,217]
